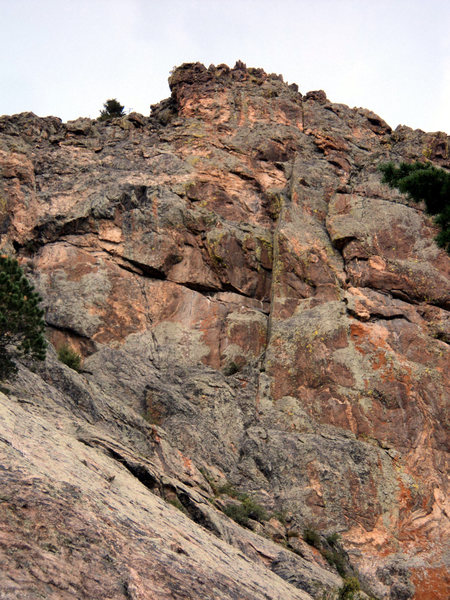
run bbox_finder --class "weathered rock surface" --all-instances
[0,62,449,599]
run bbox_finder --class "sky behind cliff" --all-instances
[1,0,449,133]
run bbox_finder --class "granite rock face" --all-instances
[0,62,449,599]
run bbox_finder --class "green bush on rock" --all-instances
[223,495,268,528]
[379,161,450,253]
[57,345,82,371]
[338,576,360,600]
[303,527,321,549]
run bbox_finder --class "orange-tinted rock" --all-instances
[0,63,448,599]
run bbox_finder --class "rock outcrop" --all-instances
[0,62,448,599]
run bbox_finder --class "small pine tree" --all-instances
[379,161,450,253]
[0,256,47,380]
[98,98,125,121]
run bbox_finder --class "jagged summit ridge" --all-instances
[152,60,394,137]
[168,61,292,90]
[0,63,448,600]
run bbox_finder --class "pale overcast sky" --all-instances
[1,0,449,133]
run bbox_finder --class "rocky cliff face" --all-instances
[0,62,448,600]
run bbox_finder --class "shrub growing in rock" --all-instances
[223,502,251,527]
[322,548,346,577]
[223,495,268,528]
[379,161,450,253]
[326,532,340,546]
[338,576,360,600]
[0,256,47,380]
[303,527,321,549]
[57,345,82,371]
